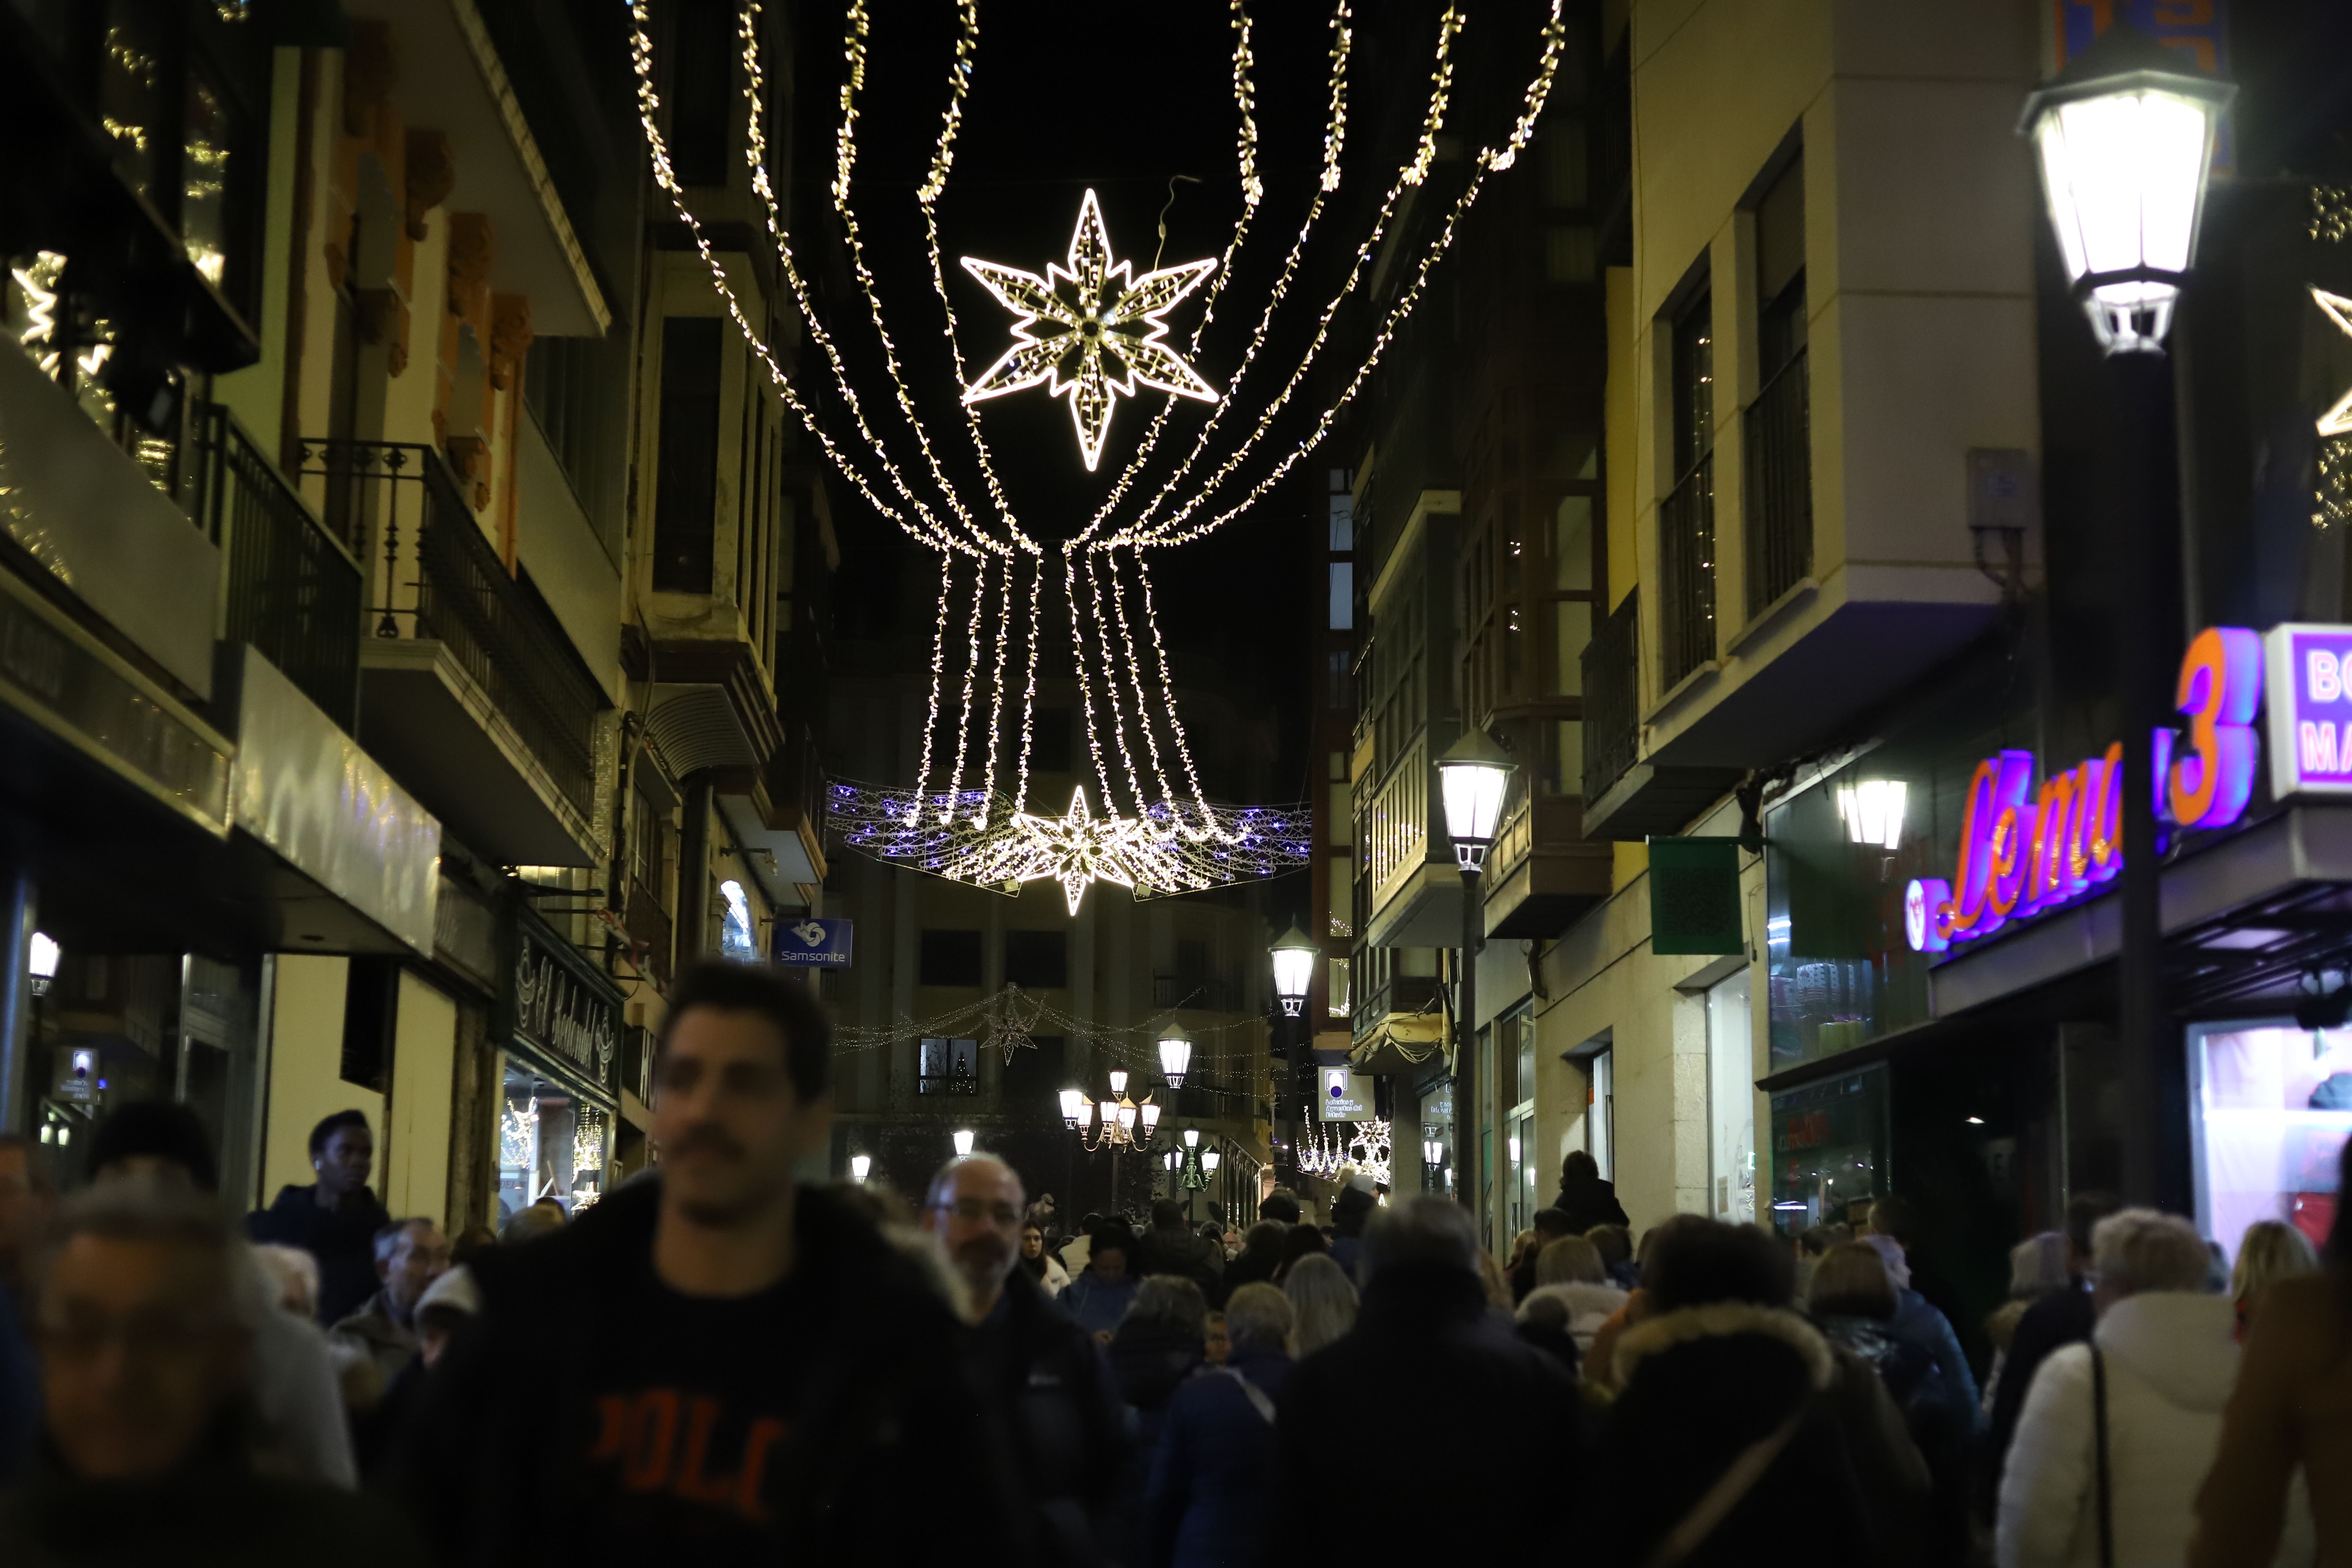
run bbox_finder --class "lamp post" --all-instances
[850,1153,871,1183]
[1158,1023,1192,1091]
[1269,924,1317,1187]
[1063,1068,1161,1220]
[2021,26,2229,1207]
[1437,728,1514,1244]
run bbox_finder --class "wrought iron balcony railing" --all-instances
[1744,348,1812,615]
[1660,452,1717,691]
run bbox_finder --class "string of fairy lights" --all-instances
[830,982,1279,1075]
[628,1,1568,908]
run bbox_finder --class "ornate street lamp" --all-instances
[952,1129,975,1158]
[1436,729,1515,873]
[1269,924,1317,1018]
[1437,727,1514,1239]
[1202,1147,1220,1174]
[1158,1023,1193,1090]
[850,1153,871,1182]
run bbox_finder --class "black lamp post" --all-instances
[1437,728,1513,1240]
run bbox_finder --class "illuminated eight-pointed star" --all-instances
[960,189,1220,471]
[2316,287,2352,438]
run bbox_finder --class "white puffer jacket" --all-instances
[1996,1292,2313,1568]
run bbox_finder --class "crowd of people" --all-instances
[0,959,2344,1565]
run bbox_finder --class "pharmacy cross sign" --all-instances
[1904,623,2352,954]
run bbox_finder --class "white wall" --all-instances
[262,956,383,1202]
[383,970,456,1224]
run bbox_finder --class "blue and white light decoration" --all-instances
[828,781,1312,915]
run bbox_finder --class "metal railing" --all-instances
[1660,452,1716,690]
[1582,590,1639,802]
[1153,974,1240,1012]
[625,882,673,988]
[193,407,363,730]
[297,440,602,821]
[1744,348,1812,615]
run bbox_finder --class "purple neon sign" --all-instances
[2266,625,2352,798]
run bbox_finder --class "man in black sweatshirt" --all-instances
[397,963,1024,1567]
[247,1109,390,1325]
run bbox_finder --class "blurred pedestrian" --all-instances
[1796,1224,1841,1298]
[396,963,1021,1566]
[1222,1220,1286,1294]
[0,1175,423,1564]
[1271,1220,1328,1283]
[1586,1221,1638,1290]
[331,1219,450,1408]
[2003,1210,2303,1568]
[86,1101,355,1489]
[1202,1312,1229,1367]
[357,1266,479,1481]
[1272,1199,1579,1568]
[1984,1232,2070,1411]
[1552,1149,1629,1232]
[1517,1236,1625,1363]
[0,1135,52,1486]
[246,1110,389,1326]
[498,1204,563,1245]
[2229,1220,2318,1341]
[1592,1217,1928,1566]
[1059,1211,1103,1277]
[1109,1274,1208,1547]
[1284,1253,1359,1357]
[1064,1227,1142,1342]
[1865,1199,1981,1423]
[1507,1208,1579,1302]
[926,1155,1123,1568]
[1147,1283,1293,1568]
[1984,1191,2119,1514]
[1021,1222,1072,1297]
[448,1225,498,1267]
[1328,1175,1377,1280]
[1259,1188,1302,1226]
[1136,1199,1225,1306]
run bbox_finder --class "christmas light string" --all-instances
[1063,554,1121,821]
[1081,551,1152,815]
[944,553,991,826]
[830,980,1279,1066]
[913,556,956,819]
[1104,545,1216,837]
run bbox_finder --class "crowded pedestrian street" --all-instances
[0,0,2347,1563]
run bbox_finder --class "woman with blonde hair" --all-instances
[1283,1253,1360,1356]
[2230,1219,2318,1340]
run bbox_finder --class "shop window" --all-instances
[1707,969,1757,1223]
[2191,1021,2352,1263]
[500,1066,611,1219]
[1420,1082,1455,1194]
[918,1037,979,1096]
[1004,929,1067,990]
[652,317,722,592]
[1767,1064,1887,1236]
[718,879,756,962]
[919,929,982,987]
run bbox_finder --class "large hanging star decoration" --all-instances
[961,189,1220,471]
[990,785,1159,916]
[2316,287,2352,437]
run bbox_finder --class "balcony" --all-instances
[303,439,605,865]
[1744,350,1813,617]
[1660,453,1717,693]
[624,882,673,989]
[194,408,362,730]
[715,720,829,911]
[1482,793,1612,940]
[1581,588,1741,841]
[1352,972,1446,1046]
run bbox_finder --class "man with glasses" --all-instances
[925,1155,1124,1568]
[401,963,1022,1567]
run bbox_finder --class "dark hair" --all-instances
[1561,1149,1600,1183]
[1260,1189,1302,1225]
[2069,1190,2122,1258]
[1242,1220,1284,1257]
[308,1110,371,1160]
[1090,1227,1132,1261]
[658,962,833,1101]
[1278,1222,1330,1271]
[1533,1207,1577,1238]
[2332,1141,2352,1268]
[1151,1197,1185,1230]
[88,1101,219,1193]
[1798,1225,1839,1258]
[0,1135,55,1197]
[1867,1194,1918,1246]
[1586,1223,1631,1268]
[1644,1217,1793,1312]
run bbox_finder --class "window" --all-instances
[1673,286,1715,476]
[1328,494,1354,551]
[1661,279,1718,686]
[340,957,395,1092]
[1004,929,1068,990]
[1329,563,1354,629]
[1327,956,1351,1017]
[919,930,982,987]
[669,0,733,186]
[1544,227,1597,284]
[1327,780,1351,845]
[1707,970,1756,1222]
[719,879,755,962]
[918,1037,979,1095]
[1588,1048,1615,1181]
[1746,149,1813,613]
[653,317,722,592]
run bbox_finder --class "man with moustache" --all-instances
[400,964,1023,1566]
[924,1155,1124,1568]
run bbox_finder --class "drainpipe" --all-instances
[677,779,713,971]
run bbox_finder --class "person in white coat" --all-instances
[1997,1209,2313,1568]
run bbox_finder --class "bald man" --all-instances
[925,1156,1124,1568]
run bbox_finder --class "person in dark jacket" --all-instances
[927,1153,1125,1568]
[395,963,1023,1568]
[246,1110,390,1326]
[1271,1197,1580,1568]
[1136,1199,1226,1306]
[1259,1188,1302,1226]
[1591,1217,1930,1568]
[1272,1221,1329,1283]
[1147,1282,1294,1568]
[1222,1221,1286,1294]
[1552,1149,1630,1234]
[1981,1190,2118,1516]
[1327,1178,1377,1280]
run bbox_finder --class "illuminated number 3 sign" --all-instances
[1906,626,2264,954]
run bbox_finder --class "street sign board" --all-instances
[1320,1067,1375,1122]
[773,916,854,969]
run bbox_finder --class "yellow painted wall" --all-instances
[383,971,456,1224]
[262,956,383,1203]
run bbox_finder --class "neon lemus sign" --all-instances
[1905,626,2262,953]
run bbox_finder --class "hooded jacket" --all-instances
[1553,1173,1631,1234]
[1998,1291,2311,1568]
[395,1178,1024,1568]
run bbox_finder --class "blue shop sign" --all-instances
[772,916,854,969]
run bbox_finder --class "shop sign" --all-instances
[1906,624,2313,954]
[1319,1067,1374,1122]
[508,908,622,1097]
[772,916,854,968]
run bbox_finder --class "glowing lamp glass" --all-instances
[850,1154,872,1182]
[1202,1148,1220,1172]
[1116,1103,1138,1133]
[27,931,59,981]
[952,1129,975,1158]
[1269,924,1317,1018]
[1108,1068,1130,1098]
[1058,1087,1085,1128]
[1835,779,1908,850]
[1139,1101,1162,1134]
[1158,1025,1193,1089]
[1183,1127,1200,1148]
[1436,730,1516,871]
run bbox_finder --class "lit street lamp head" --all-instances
[1158,1023,1193,1089]
[1269,923,1317,1018]
[1437,729,1516,873]
[2019,24,2232,355]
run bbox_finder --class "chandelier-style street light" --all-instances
[1158,1022,1193,1090]
[1063,1069,1160,1152]
[1270,924,1317,1018]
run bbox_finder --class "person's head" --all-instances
[1561,1149,1600,1185]
[0,1133,58,1285]
[921,1155,1026,1313]
[1224,1282,1294,1357]
[653,962,833,1228]
[2009,1231,2072,1299]
[1283,1253,1360,1355]
[2232,1220,2320,1314]
[1150,1198,1185,1233]
[1586,1223,1631,1272]
[252,1245,320,1317]
[1536,1235,1606,1286]
[1807,1240,1899,1319]
[2067,1190,2123,1274]
[1533,1207,1577,1243]
[87,1101,219,1191]
[1506,1228,1538,1269]
[1865,1194,1917,1250]
[375,1218,451,1317]
[1644,1216,1795,1312]
[34,1173,264,1479]
[1241,1220,1284,1258]
[451,1225,498,1266]
[1862,1232,1911,1293]
[1260,1188,1301,1225]
[412,1263,479,1369]
[1021,1224,1046,1261]
[501,1205,564,1244]
[308,1111,373,1200]
[1125,1275,1209,1342]
[1203,1311,1229,1364]
[1276,1220,1329,1277]
[1360,1195,1481,1286]
[1088,1229,1132,1283]
[1797,1225,1838,1259]
[2090,1208,2212,1316]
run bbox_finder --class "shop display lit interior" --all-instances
[499,1064,611,1222]
[2191,1022,2352,1263]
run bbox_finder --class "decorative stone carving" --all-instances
[404,130,455,242]
[488,296,534,392]
[446,435,487,482]
[343,23,397,138]
[355,289,411,377]
[445,214,496,329]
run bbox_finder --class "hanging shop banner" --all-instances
[772,915,854,969]
[502,902,623,1102]
[1319,1067,1375,1122]
[1904,623,2350,954]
